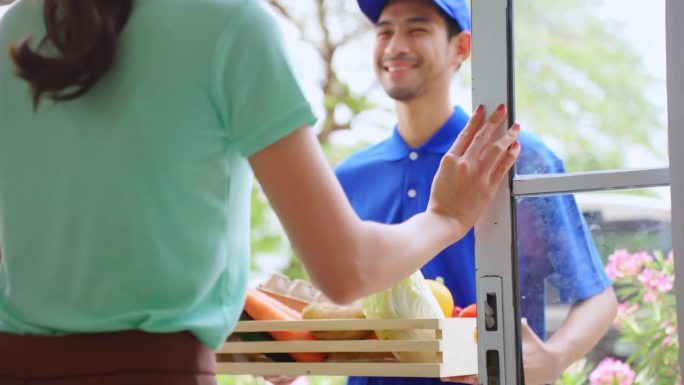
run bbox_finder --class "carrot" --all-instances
[235,312,295,362]
[254,289,302,319]
[244,288,300,320]
[243,289,327,362]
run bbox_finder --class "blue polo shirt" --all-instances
[336,107,611,385]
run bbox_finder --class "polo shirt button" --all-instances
[409,151,419,161]
[407,188,417,198]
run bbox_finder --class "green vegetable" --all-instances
[361,270,445,363]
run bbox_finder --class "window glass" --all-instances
[516,187,677,383]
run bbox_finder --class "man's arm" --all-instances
[522,287,617,385]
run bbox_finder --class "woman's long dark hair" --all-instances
[9,0,134,109]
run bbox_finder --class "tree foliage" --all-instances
[514,0,664,172]
[265,0,376,142]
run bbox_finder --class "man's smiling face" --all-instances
[373,0,459,101]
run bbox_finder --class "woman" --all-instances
[0,0,520,384]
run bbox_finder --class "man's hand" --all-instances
[440,374,478,384]
[521,322,564,385]
[263,375,301,385]
[440,322,565,385]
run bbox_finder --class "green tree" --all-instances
[514,0,664,172]
[265,0,375,142]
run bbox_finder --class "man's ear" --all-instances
[450,31,471,70]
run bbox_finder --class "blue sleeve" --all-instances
[524,195,611,303]
[517,133,611,304]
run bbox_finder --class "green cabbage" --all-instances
[361,270,444,363]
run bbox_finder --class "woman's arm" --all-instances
[249,105,519,303]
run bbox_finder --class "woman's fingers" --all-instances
[480,123,521,178]
[428,103,520,231]
[457,104,520,185]
[450,104,485,156]
[492,140,520,183]
[461,104,508,161]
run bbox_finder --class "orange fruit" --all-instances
[458,304,477,318]
[426,278,454,318]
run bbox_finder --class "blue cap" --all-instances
[357,0,471,32]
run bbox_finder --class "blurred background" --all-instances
[0,1,673,384]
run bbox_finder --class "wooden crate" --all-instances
[217,318,477,378]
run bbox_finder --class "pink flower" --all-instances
[589,358,636,385]
[613,302,639,327]
[638,268,674,302]
[664,336,676,346]
[605,249,652,280]
[663,322,678,347]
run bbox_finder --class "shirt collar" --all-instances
[380,106,471,161]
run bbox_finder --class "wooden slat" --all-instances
[219,318,478,378]
[215,362,443,378]
[218,339,441,354]
[233,318,441,332]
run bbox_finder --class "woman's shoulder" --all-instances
[142,0,262,20]
[137,0,276,40]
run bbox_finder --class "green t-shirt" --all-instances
[0,0,314,349]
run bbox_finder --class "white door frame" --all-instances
[666,0,684,372]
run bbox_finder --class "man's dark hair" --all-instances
[436,7,463,40]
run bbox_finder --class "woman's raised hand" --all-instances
[427,104,521,239]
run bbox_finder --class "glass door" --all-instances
[472,0,683,384]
